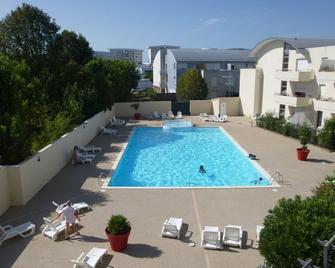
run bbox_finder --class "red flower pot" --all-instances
[134,113,141,120]
[297,148,310,161]
[106,228,131,252]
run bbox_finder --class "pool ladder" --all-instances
[270,171,284,184]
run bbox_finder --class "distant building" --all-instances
[147,45,180,65]
[94,48,143,65]
[239,37,335,127]
[154,48,255,97]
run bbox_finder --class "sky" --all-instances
[1,0,335,62]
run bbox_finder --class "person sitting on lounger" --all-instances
[199,165,206,174]
[56,200,80,240]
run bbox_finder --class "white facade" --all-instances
[95,48,143,65]
[147,45,180,65]
[239,37,335,127]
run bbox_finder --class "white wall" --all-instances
[212,97,241,116]
[0,109,114,214]
[190,100,213,115]
[166,50,177,93]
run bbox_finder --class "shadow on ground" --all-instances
[122,243,163,258]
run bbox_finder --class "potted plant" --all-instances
[297,125,311,161]
[105,214,131,252]
[130,103,141,120]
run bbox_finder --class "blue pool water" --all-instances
[110,127,270,187]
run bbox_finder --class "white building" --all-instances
[95,48,143,65]
[239,37,335,127]
[147,45,180,65]
[156,48,255,97]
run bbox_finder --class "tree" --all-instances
[259,188,335,267]
[0,3,59,65]
[176,68,208,100]
[318,116,335,151]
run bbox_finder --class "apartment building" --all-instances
[239,37,335,127]
[95,48,143,65]
[147,45,180,65]
[155,48,255,97]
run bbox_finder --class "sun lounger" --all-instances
[52,201,91,214]
[168,111,175,119]
[110,115,125,126]
[79,146,102,153]
[42,217,67,241]
[176,111,183,119]
[153,111,160,119]
[256,225,264,247]
[161,113,168,120]
[78,152,96,160]
[200,113,210,122]
[223,224,243,248]
[77,155,93,164]
[0,222,35,246]
[101,127,117,135]
[161,217,183,239]
[71,247,107,268]
[201,226,223,250]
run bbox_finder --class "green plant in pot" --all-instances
[130,103,141,120]
[105,215,131,252]
[297,124,311,161]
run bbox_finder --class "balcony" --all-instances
[317,71,335,82]
[275,69,314,82]
[274,93,312,107]
[313,98,335,112]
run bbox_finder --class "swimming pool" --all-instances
[110,127,272,187]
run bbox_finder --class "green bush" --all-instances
[297,123,313,149]
[106,215,131,235]
[145,88,157,100]
[312,175,335,197]
[260,194,335,267]
[318,116,335,151]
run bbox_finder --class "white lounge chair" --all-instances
[101,127,117,135]
[78,151,96,160]
[201,226,223,250]
[161,113,168,120]
[110,116,125,126]
[168,111,175,119]
[77,155,93,164]
[200,113,210,122]
[256,225,264,247]
[153,111,160,119]
[0,222,35,246]
[223,224,243,248]
[161,217,183,239]
[52,201,91,214]
[79,145,102,153]
[176,111,183,119]
[219,114,228,122]
[71,247,107,268]
[42,217,67,241]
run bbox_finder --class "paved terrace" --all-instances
[1,116,334,268]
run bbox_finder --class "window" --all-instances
[280,81,287,95]
[316,111,323,127]
[206,63,220,70]
[279,105,285,119]
[297,59,308,71]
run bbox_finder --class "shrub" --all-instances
[106,215,131,235]
[297,123,312,149]
[145,88,157,100]
[260,194,335,267]
[318,116,335,151]
[312,174,335,197]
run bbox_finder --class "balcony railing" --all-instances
[275,69,314,82]
[274,93,312,107]
[313,98,335,112]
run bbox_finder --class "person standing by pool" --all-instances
[199,165,206,174]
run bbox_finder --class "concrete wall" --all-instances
[0,168,10,215]
[190,100,213,115]
[212,97,241,116]
[166,50,177,93]
[0,109,114,214]
[114,101,171,117]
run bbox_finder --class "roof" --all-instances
[168,48,254,62]
[250,37,335,57]
[147,45,180,49]
[108,48,143,52]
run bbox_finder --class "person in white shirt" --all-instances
[56,200,80,240]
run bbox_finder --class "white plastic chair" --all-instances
[0,222,35,246]
[71,247,107,268]
[110,115,125,126]
[161,217,183,239]
[223,224,243,248]
[161,113,168,120]
[201,226,223,250]
[42,217,67,241]
[153,111,160,119]
[79,146,102,153]
[168,111,175,119]
[176,111,183,119]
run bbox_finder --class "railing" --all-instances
[315,96,335,102]
[276,69,313,72]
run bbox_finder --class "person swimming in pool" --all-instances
[199,165,206,174]
[251,177,263,184]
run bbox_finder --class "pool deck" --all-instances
[1,116,334,268]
